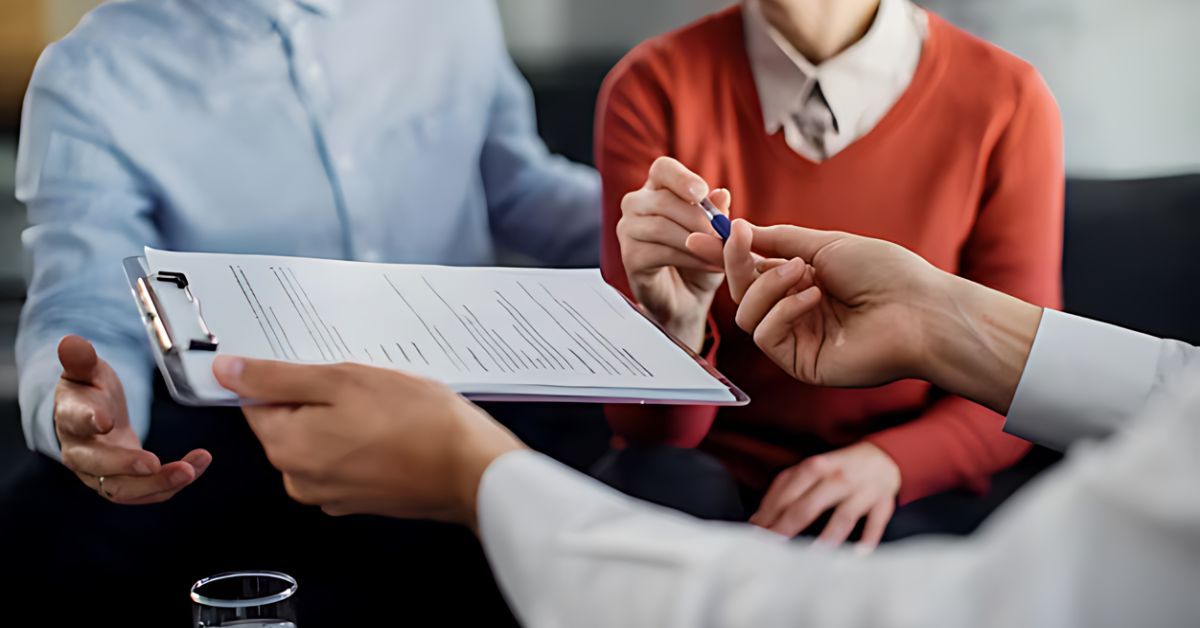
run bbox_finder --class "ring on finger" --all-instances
[97,474,115,500]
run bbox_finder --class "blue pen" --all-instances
[698,197,732,242]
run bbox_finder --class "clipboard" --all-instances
[124,256,223,406]
[124,255,750,408]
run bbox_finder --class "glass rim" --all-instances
[190,571,298,609]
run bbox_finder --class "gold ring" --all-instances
[97,475,114,500]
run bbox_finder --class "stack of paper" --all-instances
[137,248,745,406]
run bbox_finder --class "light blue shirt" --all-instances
[14,0,601,458]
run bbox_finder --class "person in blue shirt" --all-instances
[14,0,600,506]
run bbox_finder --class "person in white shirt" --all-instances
[209,163,1199,627]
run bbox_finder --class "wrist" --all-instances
[664,318,707,353]
[921,273,1043,414]
[659,304,713,354]
[452,409,526,531]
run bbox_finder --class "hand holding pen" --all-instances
[699,197,732,241]
[616,157,733,352]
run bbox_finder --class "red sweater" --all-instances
[595,8,1064,504]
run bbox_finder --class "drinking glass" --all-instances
[191,571,299,627]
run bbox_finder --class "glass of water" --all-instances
[191,571,299,627]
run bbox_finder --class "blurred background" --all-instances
[1,0,1198,445]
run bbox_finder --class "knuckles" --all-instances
[783,501,821,529]
[615,215,633,241]
[282,475,320,506]
[321,504,349,517]
[60,448,85,474]
[750,323,771,348]
[260,440,298,475]
[619,190,644,216]
[799,455,832,476]
[325,362,361,390]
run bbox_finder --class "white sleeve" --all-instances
[1004,309,1200,450]
[478,374,1200,628]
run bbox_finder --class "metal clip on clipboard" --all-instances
[123,257,228,406]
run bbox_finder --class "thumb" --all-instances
[58,335,100,384]
[749,224,845,263]
[724,219,759,303]
[213,355,339,404]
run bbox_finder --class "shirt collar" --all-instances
[743,0,926,136]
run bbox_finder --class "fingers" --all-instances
[622,241,724,275]
[646,156,708,203]
[708,187,732,214]
[756,258,789,274]
[750,460,825,528]
[750,286,822,351]
[685,233,725,267]
[60,439,162,477]
[213,356,343,404]
[748,224,845,262]
[618,215,722,272]
[622,188,715,235]
[58,335,100,384]
[621,213,696,247]
[815,495,875,547]
[856,500,895,554]
[241,403,307,466]
[765,477,849,537]
[723,219,759,302]
[734,258,814,333]
[83,449,211,505]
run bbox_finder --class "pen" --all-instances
[698,197,732,242]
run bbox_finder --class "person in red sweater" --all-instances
[597,0,1063,550]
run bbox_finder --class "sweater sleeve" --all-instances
[866,65,1064,504]
[594,48,718,448]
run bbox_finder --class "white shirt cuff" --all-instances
[17,340,154,460]
[17,342,65,458]
[1005,309,1164,450]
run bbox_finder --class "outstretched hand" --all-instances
[689,219,941,388]
[55,335,210,504]
[689,217,1044,416]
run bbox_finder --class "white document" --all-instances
[142,248,742,405]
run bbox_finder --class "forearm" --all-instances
[915,271,1195,450]
[918,272,1043,416]
[487,157,602,267]
[477,394,1200,628]
[478,450,780,628]
[475,451,1046,628]
[924,59,1061,418]
[480,48,601,267]
[17,242,159,454]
